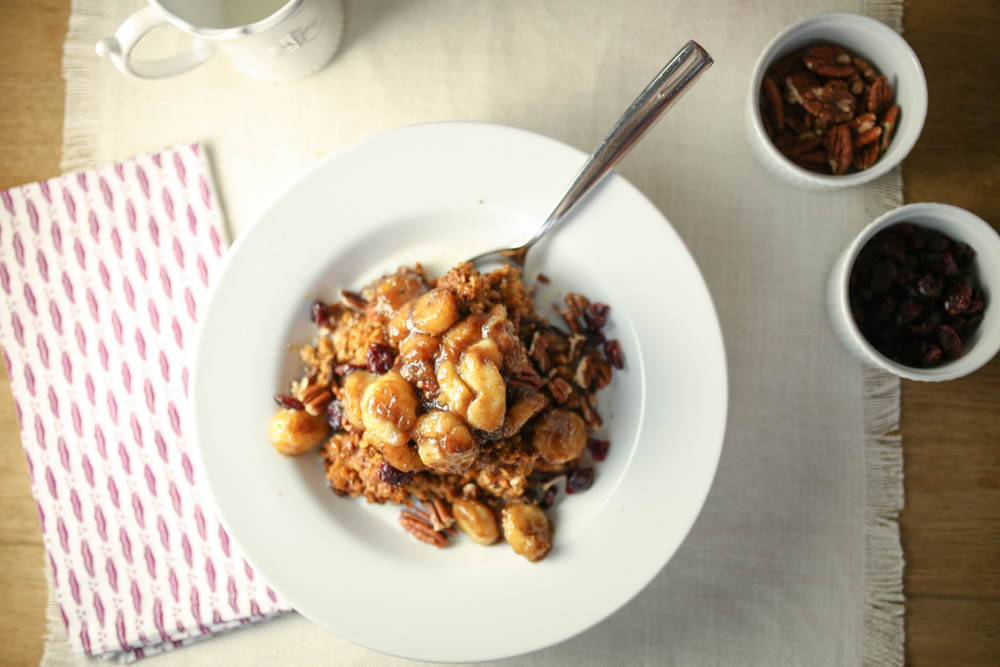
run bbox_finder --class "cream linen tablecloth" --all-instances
[47,0,905,664]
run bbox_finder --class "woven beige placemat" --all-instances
[44,0,904,664]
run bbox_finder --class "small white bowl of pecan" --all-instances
[745,11,927,189]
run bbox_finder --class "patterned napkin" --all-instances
[0,145,289,661]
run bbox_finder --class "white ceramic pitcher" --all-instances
[96,0,345,81]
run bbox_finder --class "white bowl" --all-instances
[828,203,1000,381]
[745,12,927,189]
[192,122,728,661]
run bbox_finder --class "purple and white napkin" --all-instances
[0,144,290,661]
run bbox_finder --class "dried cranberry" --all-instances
[273,394,304,410]
[939,252,958,277]
[539,486,558,509]
[604,339,625,369]
[366,342,396,374]
[874,295,896,325]
[587,437,610,461]
[851,303,868,326]
[963,313,984,336]
[953,241,977,267]
[916,274,942,300]
[920,344,942,367]
[944,281,972,315]
[938,325,963,358]
[897,264,915,286]
[895,300,922,327]
[326,399,346,431]
[311,300,329,325]
[966,289,985,315]
[566,467,595,494]
[875,238,905,261]
[927,232,951,253]
[854,250,877,278]
[583,302,610,330]
[895,223,916,243]
[908,312,940,337]
[903,339,928,366]
[377,462,413,486]
[583,330,606,355]
[871,259,897,292]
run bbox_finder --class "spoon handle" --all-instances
[521,41,713,256]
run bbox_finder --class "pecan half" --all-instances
[853,142,879,170]
[785,108,809,135]
[797,149,828,165]
[399,510,448,547]
[803,80,856,123]
[795,150,830,173]
[580,392,603,430]
[761,110,775,139]
[773,130,798,157]
[548,377,573,403]
[803,44,855,77]
[784,71,819,106]
[567,333,588,362]
[297,381,333,416]
[762,75,785,131]
[787,131,824,159]
[424,496,455,532]
[848,73,865,95]
[573,354,595,389]
[853,125,882,148]
[339,289,367,311]
[564,293,588,322]
[591,356,612,391]
[770,49,806,82]
[555,306,580,334]
[853,56,877,82]
[825,124,854,175]
[880,104,899,151]
[508,366,543,390]
[528,331,551,372]
[867,75,893,114]
[848,112,877,135]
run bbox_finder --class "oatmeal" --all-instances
[267,262,623,561]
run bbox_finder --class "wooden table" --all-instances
[1,2,997,664]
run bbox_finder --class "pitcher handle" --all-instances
[96,6,215,79]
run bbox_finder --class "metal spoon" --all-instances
[469,40,713,268]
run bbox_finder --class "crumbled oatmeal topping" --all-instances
[267,262,624,561]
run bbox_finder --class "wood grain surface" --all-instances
[0,1,997,665]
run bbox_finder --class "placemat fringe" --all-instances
[862,368,904,667]
[861,6,906,663]
[61,0,106,173]
[40,568,76,667]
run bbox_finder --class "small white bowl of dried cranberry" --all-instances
[828,203,1000,381]
[746,12,927,189]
